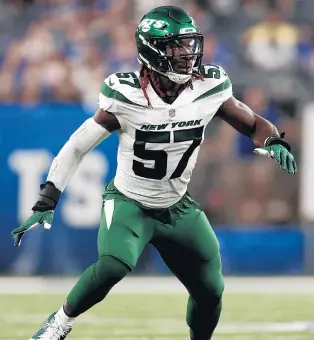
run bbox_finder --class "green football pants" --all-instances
[66,180,224,340]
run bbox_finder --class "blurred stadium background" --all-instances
[1,0,314,338]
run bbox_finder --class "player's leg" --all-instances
[64,197,154,316]
[152,198,224,340]
[30,197,154,340]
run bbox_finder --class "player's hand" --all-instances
[11,210,54,247]
[11,181,61,247]
[254,144,297,175]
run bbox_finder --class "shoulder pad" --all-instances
[192,64,232,102]
[200,64,229,83]
[99,71,147,109]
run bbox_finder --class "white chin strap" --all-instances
[154,68,191,84]
[166,72,191,84]
[140,59,192,84]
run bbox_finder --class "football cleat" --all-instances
[29,312,72,340]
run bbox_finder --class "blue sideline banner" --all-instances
[149,228,305,275]
[0,104,118,274]
[0,104,305,275]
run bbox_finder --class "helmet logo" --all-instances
[139,19,167,32]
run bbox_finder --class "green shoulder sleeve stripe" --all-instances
[193,78,232,102]
[100,82,145,108]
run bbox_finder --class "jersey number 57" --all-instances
[133,126,204,180]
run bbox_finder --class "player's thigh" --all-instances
[168,207,220,261]
[157,245,224,299]
[98,198,154,269]
[153,209,223,297]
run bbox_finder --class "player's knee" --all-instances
[193,260,224,305]
[197,275,224,306]
[206,274,224,304]
[95,255,131,287]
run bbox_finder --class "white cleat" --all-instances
[29,312,72,340]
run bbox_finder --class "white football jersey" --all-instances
[98,65,232,208]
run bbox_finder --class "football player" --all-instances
[11,6,297,340]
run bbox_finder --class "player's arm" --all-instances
[216,96,279,146]
[94,108,121,131]
[46,109,120,192]
[11,108,120,247]
[216,96,297,174]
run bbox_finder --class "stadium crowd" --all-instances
[1,0,311,225]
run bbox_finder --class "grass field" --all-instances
[1,277,314,340]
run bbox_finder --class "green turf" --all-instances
[0,293,313,339]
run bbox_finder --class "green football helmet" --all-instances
[135,6,204,84]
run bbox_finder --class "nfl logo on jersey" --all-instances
[169,108,176,119]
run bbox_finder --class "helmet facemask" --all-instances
[138,33,203,84]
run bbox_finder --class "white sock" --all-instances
[55,305,76,329]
